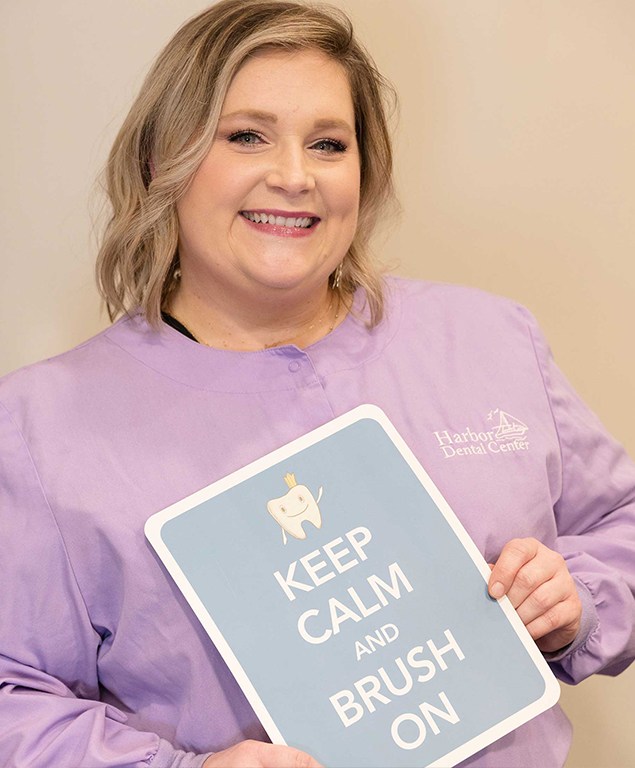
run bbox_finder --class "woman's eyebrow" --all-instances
[219,110,353,133]
[219,109,277,123]
[313,118,354,132]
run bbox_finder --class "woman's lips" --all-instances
[239,210,320,237]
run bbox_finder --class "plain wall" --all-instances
[1,2,634,766]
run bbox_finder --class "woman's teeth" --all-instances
[241,211,315,228]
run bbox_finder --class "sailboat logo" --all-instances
[490,409,529,441]
[433,409,530,458]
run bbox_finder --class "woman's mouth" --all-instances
[240,211,319,229]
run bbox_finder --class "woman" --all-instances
[1,1,633,766]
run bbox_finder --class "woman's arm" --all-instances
[0,402,211,768]
[489,309,635,682]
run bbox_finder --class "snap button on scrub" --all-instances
[288,360,301,373]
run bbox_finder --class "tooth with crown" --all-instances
[267,472,323,545]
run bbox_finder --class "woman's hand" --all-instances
[488,537,582,653]
[202,740,322,768]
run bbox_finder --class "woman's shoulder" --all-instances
[384,275,535,329]
[0,315,143,411]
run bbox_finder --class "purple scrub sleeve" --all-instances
[1,278,634,767]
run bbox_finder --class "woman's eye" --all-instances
[311,138,347,154]
[227,130,264,146]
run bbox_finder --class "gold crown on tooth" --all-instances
[284,472,297,488]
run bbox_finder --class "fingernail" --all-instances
[490,582,505,599]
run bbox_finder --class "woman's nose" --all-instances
[265,143,315,195]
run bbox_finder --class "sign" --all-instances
[145,405,559,767]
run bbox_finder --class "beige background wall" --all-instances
[2,1,633,765]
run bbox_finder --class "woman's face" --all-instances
[176,48,360,305]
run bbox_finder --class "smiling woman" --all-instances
[170,49,361,350]
[1,1,634,768]
[96,0,395,337]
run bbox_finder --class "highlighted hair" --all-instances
[97,0,397,327]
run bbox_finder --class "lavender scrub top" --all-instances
[1,278,634,768]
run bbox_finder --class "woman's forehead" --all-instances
[222,48,355,126]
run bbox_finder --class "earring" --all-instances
[331,262,343,290]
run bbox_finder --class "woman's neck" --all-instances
[166,281,346,351]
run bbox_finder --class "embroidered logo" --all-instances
[433,409,530,459]
[266,473,323,544]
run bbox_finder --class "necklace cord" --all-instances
[165,290,343,350]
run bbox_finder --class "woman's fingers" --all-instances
[488,537,543,600]
[203,741,322,768]
[488,537,582,652]
[523,591,584,652]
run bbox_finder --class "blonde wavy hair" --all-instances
[97,0,397,327]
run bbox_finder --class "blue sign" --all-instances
[145,405,559,767]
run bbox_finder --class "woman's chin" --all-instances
[240,268,331,297]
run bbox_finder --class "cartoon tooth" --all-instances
[267,472,323,544]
